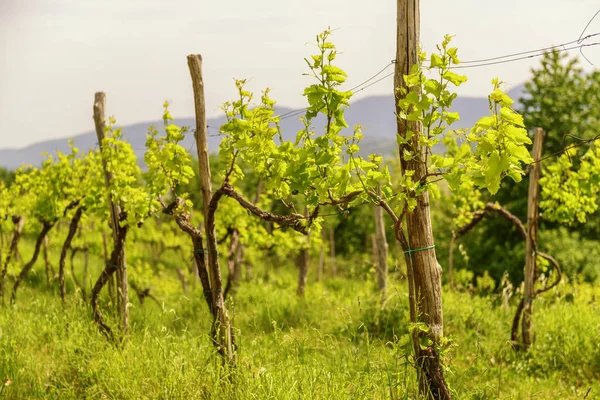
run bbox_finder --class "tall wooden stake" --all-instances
[521,128,544,349]
[187,53,215,286]
[101,231,116,304]
[329,227,336,277]
[0,216,24,305]
[394,0,450,397]
[187,55,212,222]
[43,236,52,285]
[448,234,455,292]
[188,54,235,364]
[94,92,129,336]
[374,186,389,302]
[296,207,310,296]
[187,53,215,298]
[317,229,325,282]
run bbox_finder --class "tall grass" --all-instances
[1,261,598,399]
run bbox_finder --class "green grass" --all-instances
[1,261,599,399]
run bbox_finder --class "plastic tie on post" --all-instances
[191,249,205,262]
[107,262,120,270]
[403,244,436,262]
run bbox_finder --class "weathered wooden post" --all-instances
[0,216,25,304]
[521,127,544,349]
[187,54,235,364]
[296,207,310,296]
[329,227,336,277]
[317,229,325,282]
[448,234,455,292]
[394,0,450,397]
[93,92,129,336]
[373,186,389,302]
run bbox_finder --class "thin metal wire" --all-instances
[577,10,600,43]
[348,62,395,92]
[528,134,600,165]
[455,32,600,65]
[279,33,600,121]
[351,72,394,93]
[279,63,395,121]
[450,42,600,69]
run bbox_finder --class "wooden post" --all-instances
[394,0,450,397]
[187,56,212,222]
[371,234,378,266]
[224,229,241,299]
[448,234,455,291]
[296,245,310,296]
[94,92,129,336]
[188,54,235,364]
[101,231,116,304]
[373,187,389,301]
[245,260,254,282]
[0,216,25,304]
[187,54,215,282]
[43,236,52,285]
[317,229,325,282]
[83,246,89,299]
[233,244,243,289]
[297,207,310,296]
[521,128,544,350]
[13,240,21,262]
[329,226,336,277]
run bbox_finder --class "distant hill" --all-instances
[0,85,525,170]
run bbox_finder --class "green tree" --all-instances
[89,118,159,339]
[449,50,600,287]
[520,50,599,155]
[0,168,15,186]
[11,147,84,303]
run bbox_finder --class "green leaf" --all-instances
[430,53,444,68]
[443,111,460,124]
[455,143,471,161]
[442,70,468,86]
[484,151,509,194]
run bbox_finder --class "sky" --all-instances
[1,0,599,149]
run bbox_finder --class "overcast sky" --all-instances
[1,0,599,149]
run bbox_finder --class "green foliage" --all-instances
[99,119,157,227]
[441,138,485,227]
[0,181,15,230]
[144,102,196,213]
[218,29,386,222]
[2,260,599,399]
[351,289,410,342]
[0,167,15,186]
[446,50,600,287]
[520,50,600,155]
[528,52,600,224]
[516,48,600,224]
[539,227,600,283]
[437,77,534,196]
[475,271,496,295]
[453,268,475,292]
[4,29,600,400]
[396,36,532,223]
[13,143,83,225]
[539,143,600,224]
[143,102,313,266]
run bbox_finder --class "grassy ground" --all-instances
[1,258,599,399]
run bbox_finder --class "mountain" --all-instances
[0,85,525,170]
